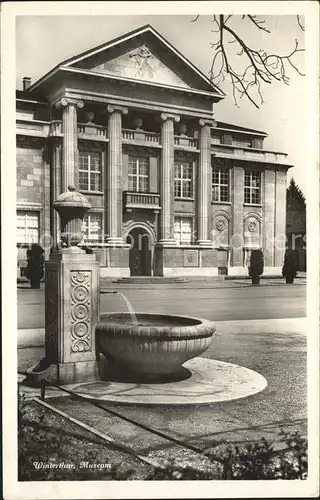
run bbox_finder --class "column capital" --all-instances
[199,118,217,128]
[160,113,180,123]
[55,98,84,109]
[107,104,128,115]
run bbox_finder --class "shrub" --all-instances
[249,249,264,284]
[149,434,308,480]
[25,243,44,288]
[204,434,307,480]
[282,250,298,282]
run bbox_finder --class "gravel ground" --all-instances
[19,401,153,480]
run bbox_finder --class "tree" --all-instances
[286,178,306,211]
[191,15,305,108]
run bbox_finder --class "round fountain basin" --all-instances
[96,312,215,376]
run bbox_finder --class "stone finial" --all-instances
[53,186,91,251]
[85,111,95,124]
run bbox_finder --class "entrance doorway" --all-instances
[127,227,152,276]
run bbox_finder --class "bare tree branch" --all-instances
[297,15,305,31]
[191,14,305,108]
[247,15,271,33]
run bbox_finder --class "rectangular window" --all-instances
[79,151,102,192]
[81,212,102,243]
[212,168,230,202]
[174,162,193,198]
[211,136,221,144]
[128,156,149,192]
[16,211,39,244]
[232,138,252,148]
[174,217,193,245]
[244,171,261,204]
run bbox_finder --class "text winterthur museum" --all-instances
[16,25,292,278]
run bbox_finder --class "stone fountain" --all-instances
[26,186,216,386]
[96,312,215,378]
[25,187,266,404]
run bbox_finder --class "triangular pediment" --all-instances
[62,25,225,96]
[90,43,191,88]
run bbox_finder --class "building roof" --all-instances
[16,89,48,104]
[26,24,225,98]
[215,121,267,137]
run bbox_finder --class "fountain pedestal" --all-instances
[26,185,100,385]
[45,250,100,384]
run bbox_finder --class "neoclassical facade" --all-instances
[16,25,292,278]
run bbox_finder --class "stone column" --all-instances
[159,113,180,244]
[50,143,62,248]
[231,165,244,269]
[56,98,84,191]
[106,104,128,245]
[197,119,215,246]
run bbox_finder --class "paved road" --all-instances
[18,283,306,329]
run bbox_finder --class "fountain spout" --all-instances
[101,289,138,325]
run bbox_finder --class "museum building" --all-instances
[16,24,292,278]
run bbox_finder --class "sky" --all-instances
[16,14,306,192]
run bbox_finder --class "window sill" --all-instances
[175,243,200,248]
[211,201,231,205]
[79,190,104,195]
[243,203,262,207]
[174,198,195,202]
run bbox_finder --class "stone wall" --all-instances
[17,138,44,205]
[16,137,51,261]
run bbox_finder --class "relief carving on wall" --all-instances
[70,271,92,353]
[248,220,257,233]
[184,249,199,267]
[212,212,230,247]
[129,45,155,78]
[215,219,226,232]
[244,215,261,247]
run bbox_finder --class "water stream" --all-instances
[115,291,138,325]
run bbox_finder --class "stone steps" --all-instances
[111,276,189,284]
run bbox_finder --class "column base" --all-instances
[157,239,177,247]
[163,267,219,277]
[105,237,126,246]
[196,240,213,247]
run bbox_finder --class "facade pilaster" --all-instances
[263,169,276,267]
[56,98,83,191]
[274,169,287,267]
[197,119,215,246]
[158,112,180,244]
[106,104,128,245]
